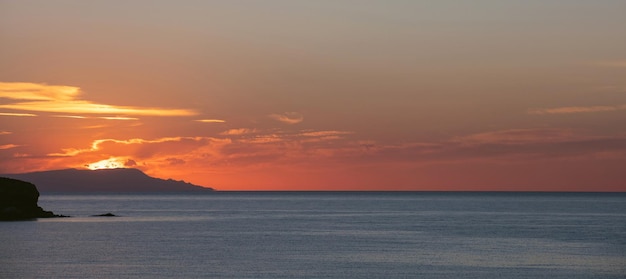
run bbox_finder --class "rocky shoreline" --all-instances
[0,177,67,221]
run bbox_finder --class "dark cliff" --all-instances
[0,177,61,220]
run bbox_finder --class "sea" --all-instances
[1,192,625,279]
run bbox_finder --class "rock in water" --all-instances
[92,213,117,217]
[0,177,62,220]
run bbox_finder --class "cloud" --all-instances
[0,82,198,117]
[195,119,226,123]
[220,128,257,135]
[0,144,19,150]
[350,128,626,167]
[299,130,353,137]
[0,131,11,135]
[1,100,197,116]
[4,124,626,191]
[449,129,626,163]
[528,104,626,115]
[0,112,37,117]
[165,158,186,165]
[99,116,139,120]
[49,136,211,157]
[53,115,88,119]
[51,115,139,120]
[452,129,580,145]
[40,127,357,173]
[0,82,80,101]
[228,129,353,145]
[269,112,303,124]
[296,130,353,143]
[237,134,284,144]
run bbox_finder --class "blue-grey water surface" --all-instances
[1,192,625,278]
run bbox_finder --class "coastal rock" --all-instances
[0,177,64,220]
[92,213,117,217]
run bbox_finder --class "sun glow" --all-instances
[86,157,126,170]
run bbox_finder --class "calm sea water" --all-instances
[1,192,625,278]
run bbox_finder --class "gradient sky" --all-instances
[1,1,625,191]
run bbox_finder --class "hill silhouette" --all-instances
[1,168,213,193]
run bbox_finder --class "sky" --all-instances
[1,1,625,191]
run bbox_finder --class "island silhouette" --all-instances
[1,168,213,193]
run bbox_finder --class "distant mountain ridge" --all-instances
[1,168,213,193]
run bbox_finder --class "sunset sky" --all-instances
[1,1,625,191]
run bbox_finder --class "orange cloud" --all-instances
[299,130,353,137]
[51,115,138,120]
[226,129,352,144]
[220,128,257,135]
[195,119,226,123]
[53,115,88,119]
[0,112,37,117]
[0,82,197,117]
[269,112,303,124]
[238,134,284,144]
[528,104,626,115]
[0,82,79,101]
[99,116,139,120]
[0,144,19,150]
[49,137,212,157]
[2,126,626,191]
[39,127,357,175]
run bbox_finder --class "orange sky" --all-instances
[1,1,625,191]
